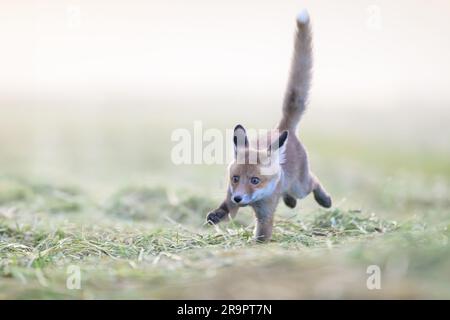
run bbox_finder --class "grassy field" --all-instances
[0,103,449,299]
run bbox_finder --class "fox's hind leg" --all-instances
[283,194,297,208]
[311,175,332,208]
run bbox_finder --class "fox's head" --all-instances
[228,125,289,206]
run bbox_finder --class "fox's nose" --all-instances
[233,195,242,203]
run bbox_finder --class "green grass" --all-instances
[0,106,449,299]
[1,170,449,298]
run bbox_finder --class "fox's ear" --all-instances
[268,130,288,162]
[233,124,248,155]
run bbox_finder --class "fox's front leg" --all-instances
[252,197,280,242]
[206,193,238,225]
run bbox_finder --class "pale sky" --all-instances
[1,0,450,106]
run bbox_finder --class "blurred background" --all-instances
[1,0,450,222]
[1,0,450,189]
[1,0,450,299]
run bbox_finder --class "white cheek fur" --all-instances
[251,178,279,202]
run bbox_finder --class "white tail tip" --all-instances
[297,9,310,24]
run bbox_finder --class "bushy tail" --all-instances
[278,9,313,132]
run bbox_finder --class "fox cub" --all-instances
[206,9,332,242]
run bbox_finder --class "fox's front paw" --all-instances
[206,209,227,225]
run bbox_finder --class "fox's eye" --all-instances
[250,177,260,185]
[232,175,240,183]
